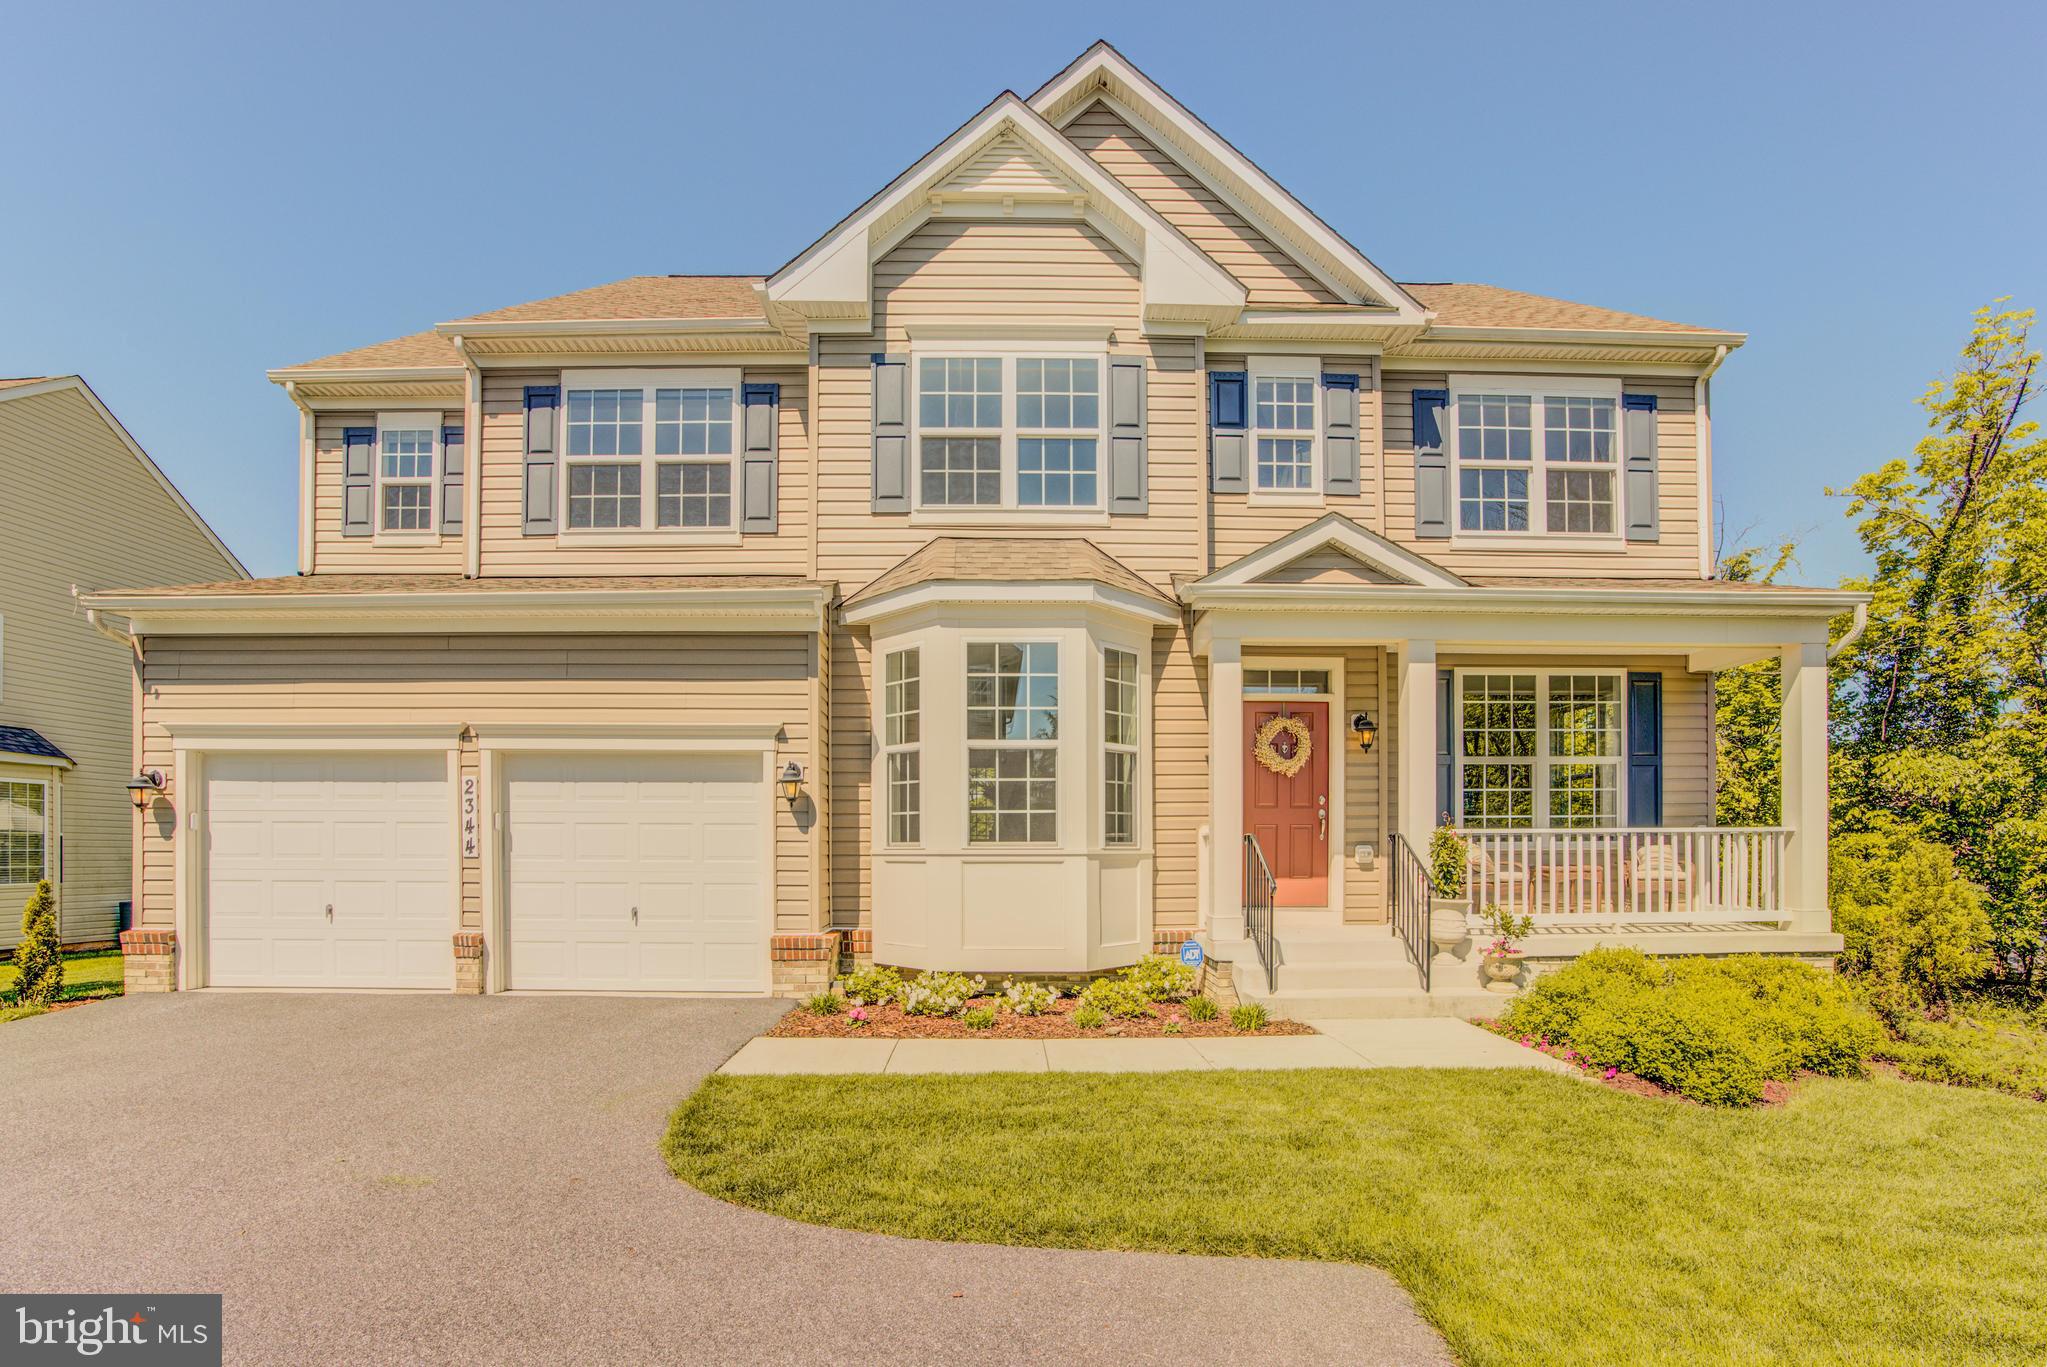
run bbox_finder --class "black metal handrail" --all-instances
[1389,832,1433,991]
[1242,834,1278,994]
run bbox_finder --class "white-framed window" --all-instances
[375,412,439,534]
[561,369,739,533]
[966,641,1058,843]
[884,647,921,846]
[0,779,47,884]
[1455,670,1623,829]
[1243,667,1331,697]
[1103,647,1138,846]
[912,349,1106,512]
[1252,361,1318,493]
[1451,376,1622,537]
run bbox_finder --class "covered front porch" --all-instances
[1180,521,1864,1013]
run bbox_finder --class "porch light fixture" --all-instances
[1349,711,1379,754]
[777,762,806,803]
[125,768,165,810]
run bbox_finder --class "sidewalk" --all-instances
[716,1017,1578,1077]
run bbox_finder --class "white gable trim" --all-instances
[767,92,1244,335]
[1196,512,1468,591]
[0,376,248,578]
[1032,43,1429,327]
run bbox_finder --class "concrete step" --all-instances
[1272,932,1412,965]
[1237,983,1507,1021]
[1271,959,1423,991]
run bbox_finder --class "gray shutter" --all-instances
[1623,393,1659,541]
[439,424,464,536]
[1412,388,1450,539]
[522,385,559,535]
[871,355,909,514]
[741,382,779,533]
[1208,369,1247,493]
[1107,357,1147,514]
[1322,373,1359,496]
[341,426,374,537]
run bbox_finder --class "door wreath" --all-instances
[1252,714,1313,779]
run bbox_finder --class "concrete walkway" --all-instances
[720,1015,1576,1076]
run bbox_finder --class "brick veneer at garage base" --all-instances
[118,928,177,992]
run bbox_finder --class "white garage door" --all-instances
[206,753,453,989]
[505,753,768,992]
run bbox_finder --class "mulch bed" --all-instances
[767,996,1315,1039]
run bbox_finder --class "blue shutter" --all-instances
[871,355,909,513]
[1209,370,1248,493]
[1413,388,1450,539]
[1322,372,1359,496]
[522,385,559,535]
[439,425,464,536]
[1435,667,1455,829]
[341,426,375,537]
[1627,671,1664,826]
[1623,393,1659,542]
[740,382,779,533]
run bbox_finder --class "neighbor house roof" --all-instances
[0,725,72,767]
[847,537,1174,607]
[1401,283,1726,336]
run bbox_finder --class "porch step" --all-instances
[1239,984,1504,1022]
[1271,959,1422,991]
[1269,929,1413,965]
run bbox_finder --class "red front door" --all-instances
[1244,701,1329,907]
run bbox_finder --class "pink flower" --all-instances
[1604,1067,1619,1080]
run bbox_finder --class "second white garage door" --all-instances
[504,753,769,992]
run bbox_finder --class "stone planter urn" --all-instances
[1429,897,1472,956]
[1481,949,1525,994]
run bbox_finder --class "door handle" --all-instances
[631,906,639,925]
[325,904,334,921]
[1318,810,1327,839]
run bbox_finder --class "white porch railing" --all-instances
[1460,827,1791,926]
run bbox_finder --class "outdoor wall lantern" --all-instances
[126,768,166,810]
[778,762,806,803]
[1349,711,1379,754]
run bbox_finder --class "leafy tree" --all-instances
[1832,831,1992,1018]
[13,879,62,1007]
[1713,539,1798,826]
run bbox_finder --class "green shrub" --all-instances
[1428,825,1467,898]
[1077,976,1154,1019]
[1162,1021,1181,1035]
[1229,1002,1269,1032]
[961,1006,997,1031]
[1876,1003,2047,1101]
[1119,955,1195,1002]
[1832,833,1993,1015]
[12,881,62,1008]
[901,970,986,1017]
[1184,995,1219,1023]
[838,964,903,1007]
[1499,948,1880,1106]
[1072,1005,1106,1030]
[1001,979,1060,1016]
[803,991,844,1016]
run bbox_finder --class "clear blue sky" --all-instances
[5,0,2040,581]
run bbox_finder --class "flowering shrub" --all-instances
[1184,995,1220,1022]
[845,1006,870,1029]
[1001,979,1060,1016]
[901,970,986,1017]
[839,965,903,1007]
[1479,903,1534,955]
[1119,955,1196,1002]
[1077,976,1154,1019]
[961,1006,997,1031]
[1072,1005,1107,1030]
[1229,1002,1269,1031]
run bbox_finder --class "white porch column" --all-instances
[1396,639,1439,847]
[1780,642,1831,929]
[1208,637,1245,943]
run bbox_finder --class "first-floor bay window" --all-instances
[561,370,738,533]
[1104,647,1138,845]
[884,647,922,845]
[966,642,1058,843]
[0,780,47,883]
[1458,671,1621,828]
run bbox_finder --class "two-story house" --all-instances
[85,44,1863,1011]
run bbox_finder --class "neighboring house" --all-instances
[0,376,245,951]
[83,44,1865,1011]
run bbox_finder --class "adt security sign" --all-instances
[1179,939,1204,968]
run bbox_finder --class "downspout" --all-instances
[285,381,315,575]
[1828,602,1869,661]
[451,334,484,579]
[1696,344,1729,579]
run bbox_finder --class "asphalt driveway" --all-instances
[1,993,1450,1365]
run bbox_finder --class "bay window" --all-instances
[1104,647,1138,845]
[1451,377,1621,536]
[561,369,738,533]
[1457,671,1622,829]
[0,779,46,884]
[884,648,921,845]
[966,642,1058,843]
[913,350,1105,512]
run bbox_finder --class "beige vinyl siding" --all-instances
[1381,372,1705,578]
[938,135,1077,197]
[1208,353,1382,567]
[310,411,464,574]
[1150,626,1206,931]
[1064,101,1341,308]
[473,366,812,577]
[135,633,818,935]
[0,385,241,946]
[826,622,871,923]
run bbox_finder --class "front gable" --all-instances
[1199,513,1468,591]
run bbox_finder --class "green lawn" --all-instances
[1,948,123,1021]
[668,1069,2047,1366]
